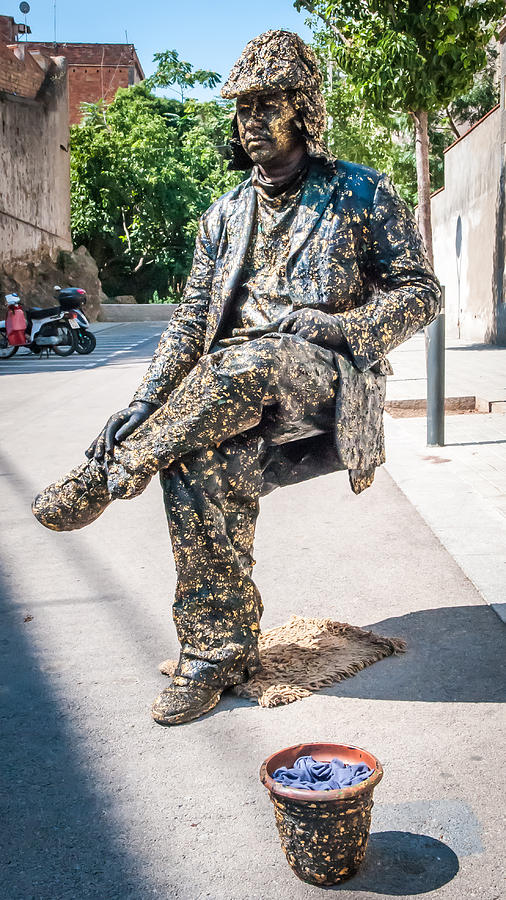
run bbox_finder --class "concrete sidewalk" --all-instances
[1,326,505,899]
[386,332,506,411]
[385,333,506,622]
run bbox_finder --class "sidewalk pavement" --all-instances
[1,326,505,899]
[386,333,506,410]
[385,333,506,623]
[93,324,506,622]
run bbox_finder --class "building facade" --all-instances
[24,42,145,124]
[430,28,506,345]
[0,13,30,42]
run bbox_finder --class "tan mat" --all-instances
[159,614,406,708]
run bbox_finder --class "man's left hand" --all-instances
[278,309,347,350]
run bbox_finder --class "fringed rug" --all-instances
[159,614,406,708]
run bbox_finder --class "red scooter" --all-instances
[0,293,78,359]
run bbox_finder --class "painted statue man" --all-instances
[33,31,441,725]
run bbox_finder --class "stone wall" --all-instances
[99,303,177,322]
[0,48,72,269]
[0,43,110,321]
[430,25,506,346]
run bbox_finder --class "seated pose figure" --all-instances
[33,31,441,726]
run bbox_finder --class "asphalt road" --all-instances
[0,322,164,374]
[1,324,504,900]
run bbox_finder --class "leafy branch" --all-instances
[145,49,221,101]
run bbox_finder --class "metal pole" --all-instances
[426,286,445,446]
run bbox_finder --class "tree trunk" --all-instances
[445,106,461,140]
[412,109,434,267]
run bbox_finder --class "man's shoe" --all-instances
[151,679,221,726]
[32,458,112,532]
[106,451,155,500]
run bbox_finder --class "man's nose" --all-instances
[246,99,264,124]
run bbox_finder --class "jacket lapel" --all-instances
[204,164,343,351]
[204,183,256,352]
[287,164,343,266]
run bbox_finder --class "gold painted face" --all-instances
[236,90,303,165]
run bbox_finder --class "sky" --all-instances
[8,0,314,100]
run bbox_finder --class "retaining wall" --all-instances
[0,50,71,266]
[99,303,177,322]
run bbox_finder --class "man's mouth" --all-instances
[246,133,271,144]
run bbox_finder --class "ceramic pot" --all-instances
[260,742,383,886]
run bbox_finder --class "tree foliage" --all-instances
[295,0,503,261]
[70,83,240,301]
[296,1,503,114]
[448,43,499,129]
[311,38,499,208]
[145,49,221,100]
[312,40,418,204]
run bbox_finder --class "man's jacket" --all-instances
[133,159,441,493]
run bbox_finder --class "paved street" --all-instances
[0,323,164,375]
[1,324,505,900]
[386,333,506,622]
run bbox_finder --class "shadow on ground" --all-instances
[328,831,459,894]
[319,605,506,703]
[448,343,505,352]
[0,453,499,897]
[0,567,165,900]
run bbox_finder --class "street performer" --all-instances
[32,31,441,726]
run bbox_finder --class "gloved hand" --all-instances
[278,309,347,350]
[86,400,157,461]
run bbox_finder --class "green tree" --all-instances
[320,58,498,208]
[312,38,419,204]
[447,44,499,135]
[70,84,239,301]
[146,49,221,101]
[295,0,503,264]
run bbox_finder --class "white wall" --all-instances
[431,107,501,343]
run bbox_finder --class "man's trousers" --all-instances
[129,335,341,689]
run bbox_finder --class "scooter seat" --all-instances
[28,306,61,320]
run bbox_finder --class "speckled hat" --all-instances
[222,30,329,166]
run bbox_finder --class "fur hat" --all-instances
[221,30,330,169]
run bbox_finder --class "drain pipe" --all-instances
[426,286,445,446]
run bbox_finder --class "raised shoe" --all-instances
[32,458,112,532]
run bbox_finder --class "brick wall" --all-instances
[0,14,15,41]
[30,43,142,67]
[0,43,47,99]
[67,64,132,123]
[24,42,144,124]
[0,14,30,43]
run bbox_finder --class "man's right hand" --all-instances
[86,400,156,461]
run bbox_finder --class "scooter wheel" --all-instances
[53,323,77,356]
[0,344,18,359]
[75,330,97,354]
[0,332,19,359]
